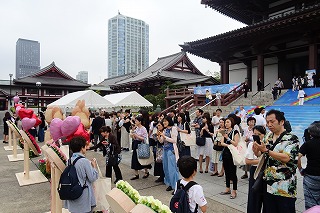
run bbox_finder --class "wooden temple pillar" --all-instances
[309,43,318,70]
[257,54,264,88]
[220,61,229,84]
[244,60,252,90]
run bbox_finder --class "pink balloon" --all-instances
[50,118,63,140]
[21,118,36,131]
[16,106,21,115]
[61,116,81,137]
[13,96,20,104]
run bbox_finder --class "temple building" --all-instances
[181,0,320,92]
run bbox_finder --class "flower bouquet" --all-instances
[116,180,141,204]
[38,158,51,179]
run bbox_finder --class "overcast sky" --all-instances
[0,0,245,84]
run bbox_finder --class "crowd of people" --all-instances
[3,104,320,213]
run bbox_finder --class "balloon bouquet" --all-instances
[43,100,91,174]
[15,104,42,158]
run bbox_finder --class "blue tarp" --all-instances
[193,83,241,95]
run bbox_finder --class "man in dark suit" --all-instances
[91,112,105,151]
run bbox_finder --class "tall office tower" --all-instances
[16,38,40,79]
[76,71,89,83]
[108,13,149,78]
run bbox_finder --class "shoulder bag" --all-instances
[137,138,150,159]
[252,131,287,193]
[227,130,247,166]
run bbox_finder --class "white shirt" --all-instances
[238,109,247,120]
[215,92,221,100]
[211,115,221,131]
[176,179,207,213]
[105,119,112,128]
[245,142,258,165]
[297,90,305,98]
[253,114,266,126]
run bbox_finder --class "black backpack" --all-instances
[170,180,198,213]
[58,156,88,200]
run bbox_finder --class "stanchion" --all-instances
[4,121,13,150]
[15,130,48,186]
[7,122,23,161]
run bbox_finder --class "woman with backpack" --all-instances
[90,126,122,184]
[65,136,98,213]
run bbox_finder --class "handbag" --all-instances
[108,146,121,166]
[93,162,111,212]
[137,138,150,159]
[155,144,163,163]
[213,133,224,151]
[252,131,287,193]
[138,147,154,166]
[227,131,247,166]
[196,137,206,146]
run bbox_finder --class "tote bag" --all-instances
[138,147,154,166]
[180,131,196,146]
[227,131,247,166]
[137,139,150,159]
[93,163,111,212]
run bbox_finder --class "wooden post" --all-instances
[12,132,17,158]
[8,127,12,147]
[24,142,30,179]
[50,163,62,213]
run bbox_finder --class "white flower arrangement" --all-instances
[138,196,171,213]
[116,180,141,204]
[116,180,171,213]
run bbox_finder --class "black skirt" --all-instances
[131,140,152,170]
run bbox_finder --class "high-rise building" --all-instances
[108,13,149,78]
[76,71,89,83]
[16,38,40,79]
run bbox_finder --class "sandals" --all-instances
[142,172,150,179]
[219,191,231,195]
[230,193,237,199]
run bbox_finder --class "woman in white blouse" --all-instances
[245,125,266,213]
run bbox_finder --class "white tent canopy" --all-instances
[48,90,114,109]
[104,91,153,107]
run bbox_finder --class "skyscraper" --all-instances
[76,71,89,83]
[108,13,149,78]
[16,38,40,79]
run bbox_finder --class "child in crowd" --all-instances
[176,156,207,213]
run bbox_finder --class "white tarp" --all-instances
[48,90,114,109]
[104,91,153,107]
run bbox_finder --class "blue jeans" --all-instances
[38,128,44,142]
[162,149,179,189]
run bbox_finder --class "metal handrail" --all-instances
[190,97,217,116]
[251,83,271,98]
[160,94,194,115]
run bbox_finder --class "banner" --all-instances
[193,83,241,95]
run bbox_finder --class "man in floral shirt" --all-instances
[253,109,299,213]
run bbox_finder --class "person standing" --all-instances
[253,110,299,213]
[119,109,131,151]
[215,91,221,106]
[65,136,98,213]
[159,116,179,193]
[211,109,222,131]
[130,116,151,180]
[312,73,317,87]
[191,109,204,161]
[2,112,13,144]
[241,117,256,179]
[246,125,266,213]
[211,118,225,177]
[297,86,306,105]
[219,117,240,199]
[272,84,278,100]
[205,89,212,104]
[176,112,191,157]
[243,82,249,98]
[199,112,214,173]
[253,108,266,127]
[275,78,284,95]
[91,112,105,151]
[38,112,45,142]
[257,78,263,91]
[90,126,123,183]
[298,121,320,210]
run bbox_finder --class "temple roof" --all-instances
[181,4,320,62]
[90,73,136,91]
[14,62,90,87]
[111,52,216,87]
